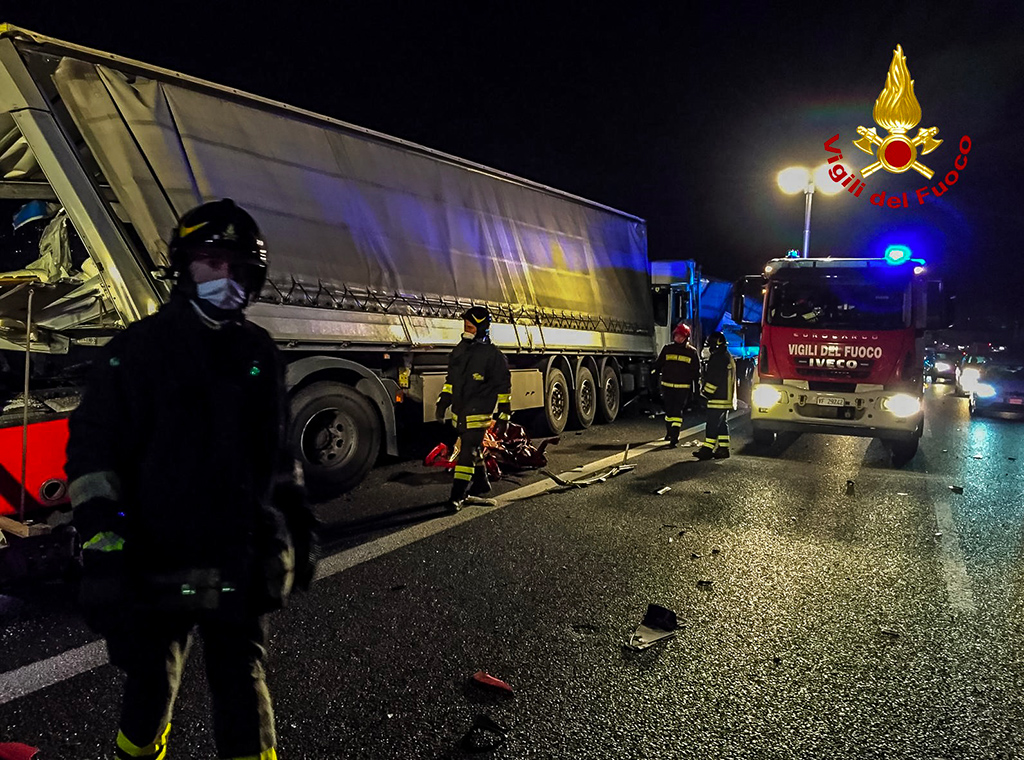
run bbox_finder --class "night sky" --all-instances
[5,2,1023,319]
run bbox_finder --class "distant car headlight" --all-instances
[960,367,981,391]
[975,383,998,399]
[935,362,951,372]
[881,393,922,418]
[752,384,784,408]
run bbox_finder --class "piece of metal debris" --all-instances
[542,446,636,491]
[973,455,983,460]
[880,627,900,637]
[690,552,702,559]
[949,485,964,494]
[654,486,672,495]
[624,604,678,650]
[460,714,507,753]
[696,580,713,588]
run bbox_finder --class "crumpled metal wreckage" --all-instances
[624,604,679,650]
[424,421,558,480]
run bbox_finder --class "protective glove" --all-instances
[77,530,128,635]
[273,478,320,593]
[435,391,452,422]
[71,496,126,545]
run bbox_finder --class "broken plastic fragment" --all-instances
[949,485,964,494]
[460,714,507,753]
[690,552,701,559]
[471,671,513,695]
[696,580,713,588]
[624,604,678,650]
[880,627,900,637]
[654,486,671,495]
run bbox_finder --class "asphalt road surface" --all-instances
[2,383,1024,759]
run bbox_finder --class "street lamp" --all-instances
[776,165,842,258]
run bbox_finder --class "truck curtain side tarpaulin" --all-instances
[52,59,653,335]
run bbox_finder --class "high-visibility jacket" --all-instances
[702,349,736,410]
[654,342,700,389]
[440,337,512,429]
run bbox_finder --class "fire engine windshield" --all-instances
[766,272,910,330]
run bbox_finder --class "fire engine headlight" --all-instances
[881,393,922,418]
[960,367,980,391]
[752,384,785,408]
[975,383,998,399]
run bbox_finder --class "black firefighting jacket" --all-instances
[66,295,312,613]
[654,342,700,390]
[438,337,511,429]
[702,348,737,410]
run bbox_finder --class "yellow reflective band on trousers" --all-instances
[707,400,733,409]
[702,438,715,449]
[717,436,731,448]
[116,724,171,760]
[661,381,689,389]
[455,465,474,481]
[665,417,682,427]
[224,749,277,760]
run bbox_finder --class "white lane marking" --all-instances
[0,640,107,706]
[314,421,708,580]
[933,490,977,614]
[0,419,719,704]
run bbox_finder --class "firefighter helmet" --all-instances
[672,323,691,342]
[462,306,491,337]
[707,331,728,352]
[168,199,268,298]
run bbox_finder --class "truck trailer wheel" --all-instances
[597,364,621,423]
[289,381,381,498]
[571,365,597,429]
[542,367,570,435]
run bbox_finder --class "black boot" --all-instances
[667,428,680,448]
[447,478,471,513]
[713,448,730,459]
[693,447,714,461]
[664,422,673,441]
[469,466,492,496]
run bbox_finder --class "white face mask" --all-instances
[195,278,247,311]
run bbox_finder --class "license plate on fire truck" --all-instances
[816,396,846,407]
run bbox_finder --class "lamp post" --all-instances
[776,165,841,258]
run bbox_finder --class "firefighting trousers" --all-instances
[701,409,730,451]
[452,426,488,500]
[106,610,276,760]
[661,386,690,442]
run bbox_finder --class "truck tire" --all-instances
[289,381,381,499]
[889,438,919,467]
[597,363,621,423]
[542,367,570,435]
[571,365,597,429]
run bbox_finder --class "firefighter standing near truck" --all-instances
[652,323,700,447]
[66,199,317,760]
[435,306,512,513]
[693,331,737,460]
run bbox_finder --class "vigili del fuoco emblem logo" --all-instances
[852,44,941,179]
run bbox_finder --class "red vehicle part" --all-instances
[0,417,70,516]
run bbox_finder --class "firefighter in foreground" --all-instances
[693,331,737,460]
[66,199,316,760]
[435,306,512,512]
[652,322,700,447]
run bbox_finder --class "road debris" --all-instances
[465,496,498,506]
[624,604,678,650]
[696,580,713,588]
[0,744,39,760]
[1010,457,1018,462]
[542,446,636,491]
[460,714,507,753]
[690,552,701,559]
[654,486,672,495]
[897,492,909,496]
[880,627,900,637]
[845,480,855,495]
[973,455,983,460]
[711,548,720,555]
[471,671,514,695]
[949,485,964,494]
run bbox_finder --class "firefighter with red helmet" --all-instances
[653,322,700,447]
[694,331,737,460]
[66,199,316,760]
[435,306,512,512]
